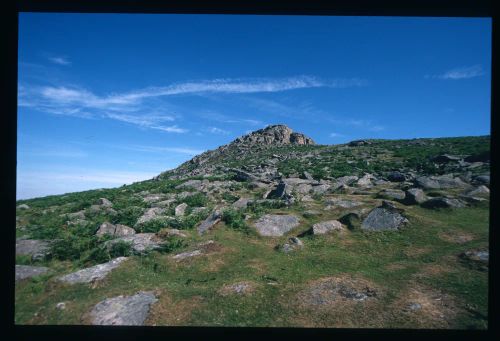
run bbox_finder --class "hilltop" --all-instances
[15,125,490,328]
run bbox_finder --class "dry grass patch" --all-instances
[385,263,408,271]
[217,281,258,297]
[438,230,475,244]
[146,290,205,326]
[403,246,432,258]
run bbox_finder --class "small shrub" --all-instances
[109,240,132,258]
[155,237,186,254]
[180,193,209,207]
[222,192,239,203]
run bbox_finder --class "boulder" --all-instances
[431,154,462,163]
[421,197,466,209]
[135,207,165,226]
[253,214,300,237]
[415,175,470,190]
[377,189,406,201]
[356,174,375,187]
[89,291,158,326]
[105,233,164,253]
[311,184,331,195]
[15,265,51,282]
[58,257,128,284]
[334,176,358,187]
[172,250,203,261]
[473,175,490,186]
[459,249,488,271]
[387,171,406,182]
[312,220,344,235]
[197,209,222,235]
[295,183,313,194]
[325,198,362,209]
[361,204,408,231]
[17,204,30,210]
[338,212,362,230]
[16,239,51,261]
[266,181,293,200]
[464,185,489,198]
[301,171,314,180]
[175,179,203,190]
[96,222,136,238]
[231,169,258,182]
[404,188,427,205]
[67,210,86,220]
[142,194,166,203]
[279,237,304,253]
[231,198,253,209]
[97,198,113,207]
[175,203,188,217]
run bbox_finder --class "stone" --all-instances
[175,203,188,217]
[176,179,203,190]
[142,194,166,203]
[339,212,362,230]
[135,207,165,226]
[361,205,408,231]
[232,198,253,209]
[266,181,293,200]
[421,197,466,209]
[67,210,86,220]
[197,209,222,235]
[253,214,300,236]
[408,303,422,311]
[97,198,113,207]
[473,175,490,186]
[280,237,303,253]
[415,175,470,190]
[96,222,136,238]
[312,220,344,235]
[231,169,258,182]
[348,140,371,146]
[311,184,330,194]
[17,204,30,210]
[404,188,427,205]
[334,176,358,187]
[58,257,128,284]
[15,265,50,282]
[16,239,51,261]
[172,250,203,261]
[219,282,254,296]
[56,302,66,310]
[387,171,406,182]
[325,198,362,209]
[302,171,314,180]
[356,174,375,187]
[377,189,406,201]
[105,234,164,253]
[459,249,488,271]
[464,185,489,197]
[431,154,462,163]
[89,291,158,326]
[295,183,313,194]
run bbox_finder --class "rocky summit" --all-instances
[15,125,489,328]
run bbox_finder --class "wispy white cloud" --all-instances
[329,132,345,137]
[329,117,385,132]
[426,65,485,80]
[48,56,71,66]
[205,126,230,135]
[111,144,205,156]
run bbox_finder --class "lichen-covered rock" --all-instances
[253,214,300,236]
[16,239,51,261]
[58,257,128,284]
[88,291,158,326]
[135,207,165,226]
[175,203,188,216]
[361,204,408,231]
[231,198,253,209]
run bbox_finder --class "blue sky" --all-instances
[17,13,491,199]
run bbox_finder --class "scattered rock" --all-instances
[97,198,113,207]
[96,222,136,238]
[172,250,203,261]
[459,249,488,271]
[175,203,188,217]
[197,209,222,235]
[312,220,344,235]
[421,197,466,209]
[266,181,293,200]
[67,210,86,220]
[387,171,406,182]
[253,214,300,236]
[311,184,330,194]
[135,207,165,226]
[473,175,490,186]
[431,154,462,163]
[176,179,203,190]
[302,171,314,180]
[16,239,51,261]
[88,291,158,326]
[105,234,164,253]
[156,228,187,239]
[404,188,427,205]
[377,189,406,201]
[464,185,489,197]
[15,265,50,282]
[361,204,408,231]
[56,302,66,310]
[58,257,128,284]
[356,174,375,187]
[231,198,253,209]
[219,282,255,296]
[142,194,166,203]
[339,212,362,230]
[279,237,304,253]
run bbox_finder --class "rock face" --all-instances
[421,197,466,209]
[89,291,158,326]
[96,223,136,238]
[15,265,50,282]
[232,124,315,146]
[312,220,344,235]
[361,204,408,231]
[253,214,300,236]
[197,209,222,235]
[58,257,128,284]
[105,234,164,253]
[16,239,51,261]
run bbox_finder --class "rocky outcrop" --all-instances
[16,239,51,261]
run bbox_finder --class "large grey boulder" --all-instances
[89,291,158,326]
[356,174,375,187]
[404,188,427,205]
[15,265,51,282]
[253,214,300,236]
[96,222,136,238]
[312,220,344,235]
[421,197,466,209]
[334,176,358,188]
[58,257,128,284]
[295,183,313,194]
[16,239,51,261]
[361,204,408,231]
[105,234,164,253]
[197,209,222,235]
